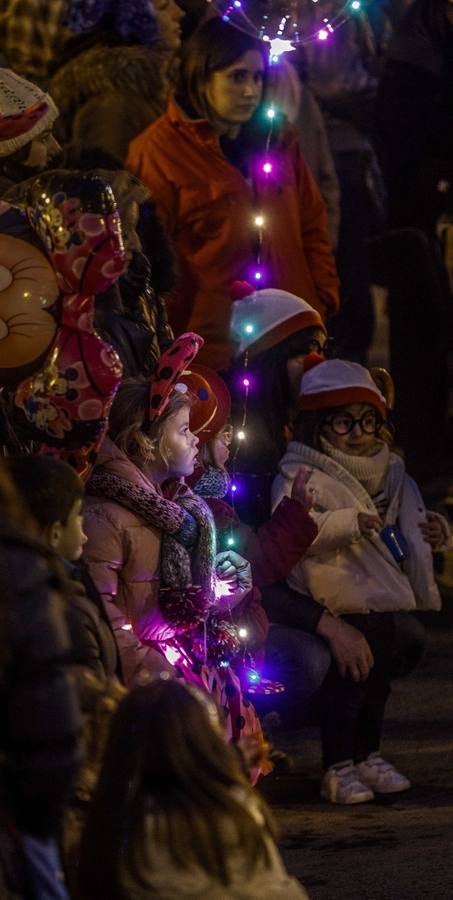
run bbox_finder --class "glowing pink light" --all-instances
[262,161,272,174]
[162,644,182,666]
[318,28,329,40]
[242,377,250,388]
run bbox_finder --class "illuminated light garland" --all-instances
[211,0,367,54]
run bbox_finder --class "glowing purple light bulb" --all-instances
[262,161,272,174]
[253,270,262,282]
[231,483,238,493]
[318,28,329,40]
[242,377,250,388]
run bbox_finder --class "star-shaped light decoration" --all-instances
[266,36,296,62]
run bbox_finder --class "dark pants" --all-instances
[320,611,426,769]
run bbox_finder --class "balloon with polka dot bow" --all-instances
[13,172,125,474]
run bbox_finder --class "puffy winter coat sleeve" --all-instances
[293,138,340,318]
[273,469,361,556]
[83,504,173,687]
[246,497,318,589]
[0,529,81,838]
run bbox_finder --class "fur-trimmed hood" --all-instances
[50,42,171,118]
[50,43,173,158]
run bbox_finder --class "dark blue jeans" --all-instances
[263,624,332,725]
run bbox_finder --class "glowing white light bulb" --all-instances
[244,322,254,335]
[237,430,246,441]
[254,214,265,227]
[238,627,248,639]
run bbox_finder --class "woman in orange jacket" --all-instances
[126,16,340,371]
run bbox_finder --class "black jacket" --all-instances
[0,520,81,837]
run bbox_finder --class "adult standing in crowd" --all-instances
[127,16,339,371]
[49,0,185,163]
[375,0,453,481]
[0,0,70,85]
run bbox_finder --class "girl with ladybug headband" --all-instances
[82,333,268,761]
[176,362,318,689]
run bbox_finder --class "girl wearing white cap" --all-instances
[272,357,450,804]
[228,280,329,528]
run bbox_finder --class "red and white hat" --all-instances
[230,281,326,359]
[0,69,58,158]
[300,359,386,418]
[177,364,231,444]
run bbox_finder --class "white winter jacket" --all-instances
[272,442,450,616]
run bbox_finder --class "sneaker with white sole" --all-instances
[356,753,411,794]
[321,761,374,805]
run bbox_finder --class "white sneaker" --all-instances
[356,753,411,794]
[321,761,374,805]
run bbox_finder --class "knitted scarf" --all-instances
[320,436,390,502]
[87,468,216,597]
[191,465,230,500]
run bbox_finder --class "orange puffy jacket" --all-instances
[126,98,340,371]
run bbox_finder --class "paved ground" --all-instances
[260,606,453,900]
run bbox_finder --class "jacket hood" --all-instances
[50,43,171,116]
[93,434,156,492]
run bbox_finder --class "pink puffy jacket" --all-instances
[83,437,174,687]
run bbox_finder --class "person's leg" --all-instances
[264,625,332,725]
[347,613,416,794]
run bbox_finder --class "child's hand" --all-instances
[419,513,444,549]
[214,551,252,608]
[291,466,314,509]
[358,512,382,538]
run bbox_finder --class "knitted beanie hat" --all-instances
[300,359,387,418]
[230,281,326,359]
[0,69,59,158]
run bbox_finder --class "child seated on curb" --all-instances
[7,455,120,682]
[272,358,450,804]
[7,454,124,891]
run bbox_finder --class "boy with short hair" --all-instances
[7,455,120,680]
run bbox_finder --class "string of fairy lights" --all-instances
[209,0,367,58]
[206,2,372,464]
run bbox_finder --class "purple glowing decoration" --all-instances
[262,161,273,175]
[242,377,250,388]
[318,28,329,40]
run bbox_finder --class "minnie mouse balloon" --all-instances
[27,170,125,294]
[0,203,59,387]
[14,172,124,454]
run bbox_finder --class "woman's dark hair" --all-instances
[177,16,267,120]
[0,141,33,184]
[77,680,276,899]
[293,407,330,451]
[244,326,326,460]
